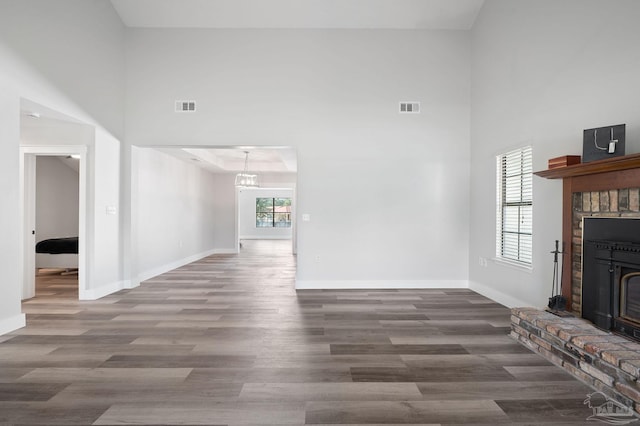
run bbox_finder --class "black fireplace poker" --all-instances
[548,240,567,311]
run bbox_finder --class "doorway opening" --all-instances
[33,155,81,299]
[144,145,297,255]
[20,100,91,302]
[132,145,297,285]
[21,147,87,301]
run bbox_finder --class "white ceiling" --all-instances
[157,147,297,173]
[109,0,485,30]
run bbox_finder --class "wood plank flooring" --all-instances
[0,240,597,425]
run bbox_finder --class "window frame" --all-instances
[496,146,533,266]
[255,197,292,228]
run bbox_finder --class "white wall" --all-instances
[35,157,79,244]
[210,173,238,253]
[0,89,23,334]
[125,29,472,288]
[0,0,125,331]
[469,0,640,307]
[258,172,297,189]
[239,188,293,240]
[91,130,121,293]
[0,0,125,138]
[135,148,220,281]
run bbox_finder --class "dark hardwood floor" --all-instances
[0,240,596,425]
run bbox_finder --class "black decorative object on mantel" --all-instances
[548,240,567,311]
[582,124,625,162]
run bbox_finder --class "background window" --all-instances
[256,198,292,228]
[496,146,532,264]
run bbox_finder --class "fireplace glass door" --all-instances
[621,272,640,324]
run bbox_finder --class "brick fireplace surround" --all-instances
[510,154,640,413]
[571,187,640,313]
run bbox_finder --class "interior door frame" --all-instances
[20,145,87,300]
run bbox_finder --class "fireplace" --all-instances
[621,272,640,321]
[582,217,640,340]
[524,156,640,413]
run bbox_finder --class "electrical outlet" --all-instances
[314,255,321,263]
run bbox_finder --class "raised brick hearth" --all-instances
[512,307,640,413]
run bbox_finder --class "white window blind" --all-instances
[496,146,533,264]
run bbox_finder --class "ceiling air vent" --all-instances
[399,102,420,114]
[175,100,196,112]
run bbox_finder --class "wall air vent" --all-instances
[399,102,420,114]
[175,100,196,112]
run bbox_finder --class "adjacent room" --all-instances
[34,155,80,298]
[1,0,640,424]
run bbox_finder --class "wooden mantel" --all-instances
[535,152,640,179]
[535,153,640,311]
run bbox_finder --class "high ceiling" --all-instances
[25,1,487,175]
[107,1,486,174]
[109,0,485,30]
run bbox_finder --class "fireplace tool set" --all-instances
[548,240,568,312]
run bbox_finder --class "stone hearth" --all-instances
[512,307,640,413]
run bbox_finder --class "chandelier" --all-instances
[235,151,259,187]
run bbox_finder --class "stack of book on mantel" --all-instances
[548,155,581,169]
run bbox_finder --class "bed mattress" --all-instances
[35,237,79,254]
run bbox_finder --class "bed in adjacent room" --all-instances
[35,237,78,270]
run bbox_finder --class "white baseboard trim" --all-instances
[0,313,26,336]
[137,248,218,283]
[123,279,139,290]
[468,280,531,308]
[295,279,469,290]
[240,236,292,240]
[80,280,126,300]
[212,248,238,254]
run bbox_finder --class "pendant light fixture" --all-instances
[235,151,259,188]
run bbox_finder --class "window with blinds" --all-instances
[496,146,533,265]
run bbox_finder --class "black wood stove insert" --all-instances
[583,217,640,340]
